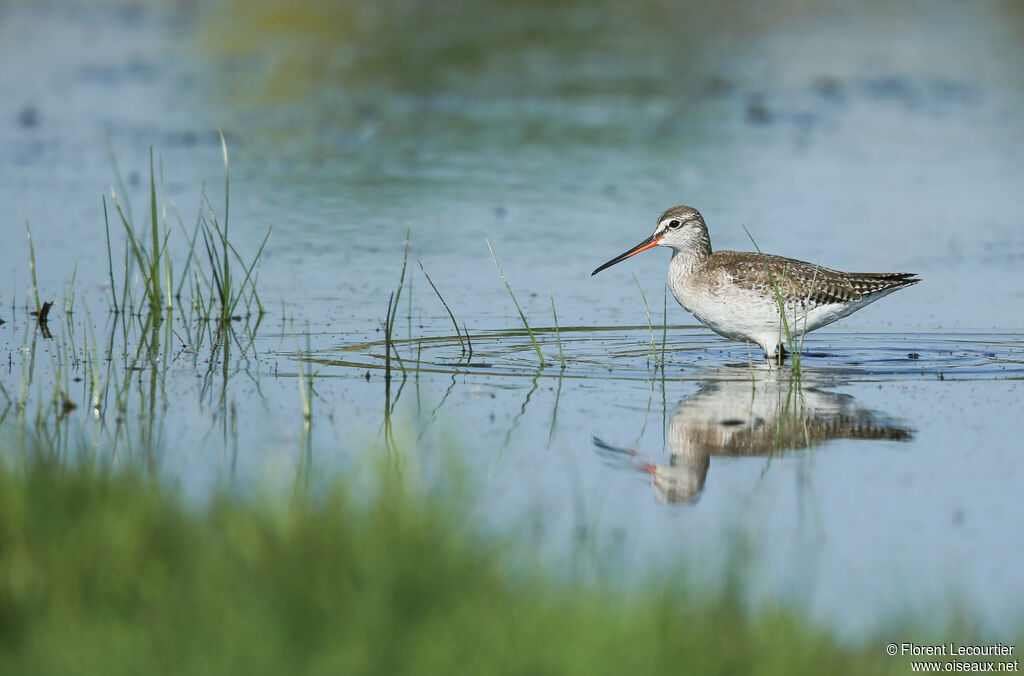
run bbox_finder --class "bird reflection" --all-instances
[595,379,913,504]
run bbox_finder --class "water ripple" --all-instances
[306,327,1024,382]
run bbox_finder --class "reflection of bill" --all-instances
[595,379,914,505]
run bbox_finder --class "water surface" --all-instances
[2,0,1023,641]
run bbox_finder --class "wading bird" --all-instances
[592,206,919,361]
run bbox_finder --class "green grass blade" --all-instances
[199,221,225,315]
[661,283,668,368]
[742,225,796,370]
[632,272,657,366]
[102,197,119,314]
[25,221,41,314]
[224,228,271,318]
[548,282,566,369]
[388,227,410,338]
[173,194,205,302]
[111,188,154,310]
[104,136,133,228]
[219,131,231,313]
[148,148,162,311]
[486,239,545,368]
[418,261,465,354]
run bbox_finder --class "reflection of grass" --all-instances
[0,461,914,675]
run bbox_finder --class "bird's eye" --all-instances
[668,219,681,229]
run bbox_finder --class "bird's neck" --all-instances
[670,233,712,275]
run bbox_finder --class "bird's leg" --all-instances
[763,344,787,365]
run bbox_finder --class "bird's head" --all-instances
[591,205,709,276]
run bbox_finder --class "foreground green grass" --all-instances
[0,464,901,675]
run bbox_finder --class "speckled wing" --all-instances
[708,251,920,306]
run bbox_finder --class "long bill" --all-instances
[591,234,662,276]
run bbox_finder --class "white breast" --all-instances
[667,255,863,353]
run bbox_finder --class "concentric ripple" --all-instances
[305,327,1024,382]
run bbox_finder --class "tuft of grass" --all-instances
[105,137,269,324]
[8,144,268,473]
[196,133,270,323]
[108,148,169,316]
[0,460,922,675]
[486,239,546,368]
